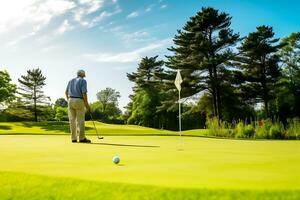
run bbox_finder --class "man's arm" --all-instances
[82,93,91,112]
[65,90,69,100]
[81,79,90,112]
[65,81,70,100]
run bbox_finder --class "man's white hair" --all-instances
[77,70,85,77]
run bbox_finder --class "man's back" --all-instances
[66,77,87,98]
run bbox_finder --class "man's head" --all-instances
[77,70,86,78]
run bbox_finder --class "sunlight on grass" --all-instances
[0,121,208,136]
[1,171,299,200]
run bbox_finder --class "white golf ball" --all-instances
[112,156,120,164]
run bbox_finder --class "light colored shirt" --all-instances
[66,77,87,98]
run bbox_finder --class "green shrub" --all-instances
[255,119,272,139]
[54,107,68,121]
[286,118,300,139]
[235,121,244,138]
[206,117,230,137]
[269,122,284,139]
[244,124,255,138]
[206,117,219,136]
[235,122,255,138]
[205,118,299,140]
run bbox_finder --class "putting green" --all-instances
[0,135,299,190]
[0,121,208,136]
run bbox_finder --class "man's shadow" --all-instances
[90,142,160,148]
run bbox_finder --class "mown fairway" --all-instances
[0,122,300,199]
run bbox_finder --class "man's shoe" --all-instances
[79,138,91,143]
[72,140,77,143]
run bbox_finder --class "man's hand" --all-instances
[82,93,91,113]
[85,104,91,113]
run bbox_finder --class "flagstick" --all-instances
[179,90,181,136]
[174,69,183,151]
[174,69,182,138]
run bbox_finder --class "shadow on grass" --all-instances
[0,125,12,130]
[20,122,92,133]
[90,142,160,148]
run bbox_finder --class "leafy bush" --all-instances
[244,124,255,138]
[205,118,298,140]
[206,117,231,137]
[255,119,272,139]
[206,117,218,136]
[235,122,255,138]
[268,122,284,139]
[235,121,245,138]
[286,118,300,139]
[55,107,68,121]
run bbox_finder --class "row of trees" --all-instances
[0,69,122,123]
[0,69,51,121]
[124,7,300,130]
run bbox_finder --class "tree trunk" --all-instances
[33,87,37,122]
[261,58,269,118]
[213,66,222,120]
[207,29,219,118]
[263,95,269,118]
[209,68,218,117]
[216,85,222,120]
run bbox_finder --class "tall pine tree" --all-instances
[278,32,300,119]
[18,68,50,122]
[237,26,283,118]
[163,7,240,120]
[126,56,165,128]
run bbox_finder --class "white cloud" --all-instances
[54,19,73,35]
[0,0,121,34]
[110,25,123,32]
[1,0,122,47]
[145,4,155,12]
[41,44,60,52]
[0,0,120,34]
[6,35,29,47]
[74,2,122,28]
[73,7,85,22]
[1,0,77,47]
[160,4,167,9]
[79,8,122,28]
[84,38,172,63]
[127,11,139,19]
[6,25,42,47]
[121,30,152,43]
[145,7,152,12]
[0,0,76,33]
[78,0,105,14]
[108,26,157,45]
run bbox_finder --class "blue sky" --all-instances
[0,0,300,111]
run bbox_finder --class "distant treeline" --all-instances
[0,69,122,124]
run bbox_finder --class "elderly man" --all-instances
[65,70,91,143]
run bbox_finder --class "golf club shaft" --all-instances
[89,113,103,139]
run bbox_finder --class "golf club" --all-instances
[89,112,104,140]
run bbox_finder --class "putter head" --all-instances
[98,136,104,140]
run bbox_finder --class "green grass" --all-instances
[1,172,299,200]
[0,122,300,199]
[0,121,208,136]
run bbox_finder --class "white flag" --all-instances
[174,69,183,91]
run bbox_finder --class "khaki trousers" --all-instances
[68,98,86,140]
